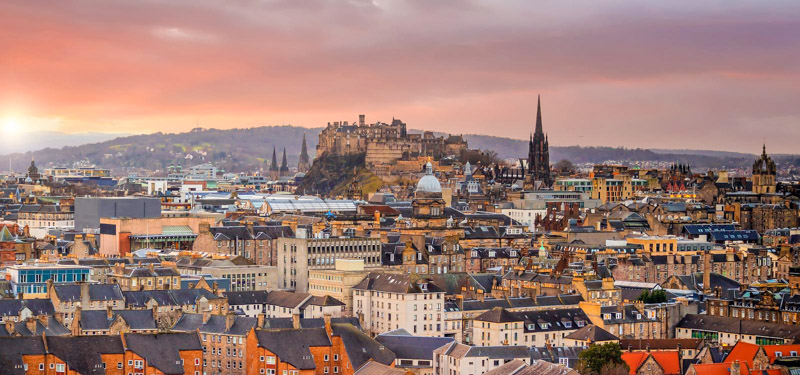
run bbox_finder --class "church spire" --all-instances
[535,95,543,135]
[297,133,311,173]
[270,146,278,172]
[280,147,289,172]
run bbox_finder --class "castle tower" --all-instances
[528,95,552,187]
[752,143,777,194]
[280,147,289,176]
[297,133,310,173]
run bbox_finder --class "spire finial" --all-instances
[535,95,543,134]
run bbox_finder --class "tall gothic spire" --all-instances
[280,147,289,172]
[297,133,310,173]
[535,95,543,135]
[270,146,278,172]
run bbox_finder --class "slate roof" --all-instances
[677,314,800,340]
[259,317,362,330]
[47,336,125,375]
[53,283,124,302]
[123,289,223,308]
[172,313,257,336]
[564,324,619,342]
[354,361,407,375]
[354,273,445,294]
[0,298,54,317]
[529,346,586,368]
[125,333,203,375]
[224,290,270,305]
[0,317,70,337]
[78,309,157,332]
[476,307,522,323]
[333,323,396,370]
[375,333,454,361]
[256,328,332,369]
[0,337,47,375]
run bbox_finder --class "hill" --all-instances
[1,125,794,175]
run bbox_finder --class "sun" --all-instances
[2,117,20,134]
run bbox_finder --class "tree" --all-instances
[554,159,576,175]
[576,343,627,375]
[638,289,668,304]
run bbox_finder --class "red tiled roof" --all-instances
[622,352,649,375]
[762,344,800,363]
[622,352,680,375]
[650,352,681,375]
[691,362,753,375]
[725,342,760,369]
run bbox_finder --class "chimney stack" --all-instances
[80,282,90,308]
[292,313,301,329]
[106,305,114,320]
[225,312,236,331]
[703,250,712,295]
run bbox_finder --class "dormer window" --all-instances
[472,251,478,258]
[603,314,611,320]
[791,351,797,357]
[576,320,585,327]
[615,313,622,319]
[564,322,572,328]
[540,323,549,329]
[489,251,496,257]
[528,324,536,330]
[636,314,642,320]
[775,352,782,358]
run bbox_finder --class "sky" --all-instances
[1,0,799,153]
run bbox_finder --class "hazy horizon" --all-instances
[2,1,799,154]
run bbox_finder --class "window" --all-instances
[260,356,265,362]
[334,354,338,361]
[334,367,339,373]
[324,355,329,361]
[39,364,44,371]
[267,356,276,365]
[195,359,200,366]
[56,364,65,372]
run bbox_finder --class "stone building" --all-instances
[752,144,777,195]
[316,114,467,167]
[528,96,552,187]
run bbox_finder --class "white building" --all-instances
[353,273,446,337]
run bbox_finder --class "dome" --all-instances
[416,162,442,194]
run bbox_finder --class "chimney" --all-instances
[25,317,37,334]
[478,289,485,302]
[323,314,332,336]
[53,312,65,325]
[359,114,365,126]
[202,309,211,324]
[152,306,159,322]
[106,305,114,320]
[703,250,712,294]
[731,361,741,375]
[292,313,301,329]
[225,312,236,331]
[257,313,265,328]
[199,222,211,234]
[4,320,14,335]
[80,282,90,309]
[628,344,633,352]
[46,279,54,298]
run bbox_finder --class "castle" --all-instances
[316,115,468,167]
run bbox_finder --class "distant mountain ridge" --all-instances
[1,125,797,175]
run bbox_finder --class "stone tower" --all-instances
[528,95,552,187]
[269,146,279,179]
[752,144,777,194]
[297,133,310,173]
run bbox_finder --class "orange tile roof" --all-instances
[650,352,681,375]
[622,352,649,375]
[762,345,800,363]
[691,362,753,375]
[725,342,760,369]
[749,370,782,375]
[621,351,680,375]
